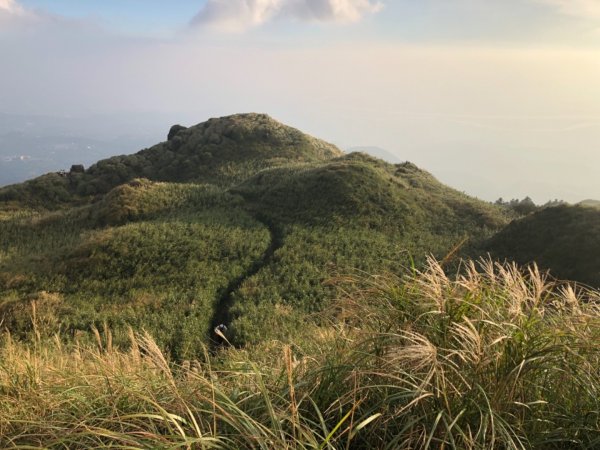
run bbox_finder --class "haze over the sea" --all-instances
[1,0,599,203]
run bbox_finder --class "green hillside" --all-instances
[3,259,599,449]
[486,204,600,288]
[0,181,272,357]
[1,114,599,448]
[227,153,507,343]
[1,113,510,353]
[0,113,342,208]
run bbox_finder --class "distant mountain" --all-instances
[486,205,600,288]
[578,199,600,209]
[3,112,595,352]
[346,145,402,163]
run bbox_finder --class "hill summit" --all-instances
[0,113,342,207]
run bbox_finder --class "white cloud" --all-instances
[192,0,282,31]
[0,0,23,15]
[535,0,600,19]
[191,0,383,31]
[288,0,384,23]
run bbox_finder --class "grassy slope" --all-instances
[486,205,600,288]
[227,153,508,344]
[2,259,599,449]
[0,181,270,358]
[1,114,598,447]
[0,114,511,351]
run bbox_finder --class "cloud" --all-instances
[0,0,48,25]
[192,0,282,31]
[191,0,384,32]
[289,0,384,22]
[535,0,600,19]
[0,0,23,15]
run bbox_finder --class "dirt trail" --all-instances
[208,216,282,350]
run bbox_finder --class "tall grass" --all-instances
[320,258,600,448]
[1,258,599,449]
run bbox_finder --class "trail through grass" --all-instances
[1,258,599,449]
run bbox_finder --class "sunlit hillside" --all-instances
[2,259,599,448]
[0,114,512,353]
[1,114,599,448]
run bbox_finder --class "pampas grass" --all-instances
[1,258,599,449]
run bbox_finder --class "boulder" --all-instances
[69,165,85,174]
[168,124,187,141]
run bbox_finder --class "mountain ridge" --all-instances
[0,113,342,208]
[1,113,596,354]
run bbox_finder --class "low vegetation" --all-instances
[487,205,600,288]
[1,114,598,446]
[2,258,599,448]
[0,181,271,357]
[0,115,514,351]
[578,199,600,209]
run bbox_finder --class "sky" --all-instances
[1,0,600,203]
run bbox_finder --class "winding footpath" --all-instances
[208,216,282,351]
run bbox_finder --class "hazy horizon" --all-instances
[1,0,599,203]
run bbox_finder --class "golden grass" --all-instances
[1,258,599,449]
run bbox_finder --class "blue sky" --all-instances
[19,0,201,33]
[1,0,600,202]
